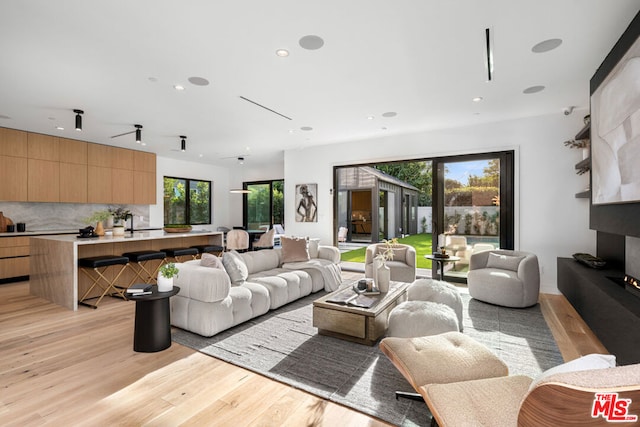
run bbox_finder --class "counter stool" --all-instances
[122,250,167,286]
[190,244,224,258]
[162,247,199,262]
[78,255,130,309]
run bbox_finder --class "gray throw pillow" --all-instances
[486,252,525,272]
[222,250,248,284]
[200,253,226,272]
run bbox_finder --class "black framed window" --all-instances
[242,180,284,230]
[163,176,211,225]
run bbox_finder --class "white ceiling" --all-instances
[1,1,639,167]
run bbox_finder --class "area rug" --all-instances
[172,290,564,426]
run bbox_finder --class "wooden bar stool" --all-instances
[161,247,199,263]
[122,250,167,286]
[78,255,130,309]
[190,244,224,258]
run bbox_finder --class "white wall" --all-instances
[284,113,597,293]
[151,156,233,230]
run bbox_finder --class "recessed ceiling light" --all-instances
[174,84,185,91]
[523,85,545,94]
[198,154,204,158]
[472,97,483,102]
[367,116,375,120]
[532,38,563,53]
[148,77,158,83]
[288,129,295,134]
[300,126,313,131]
[276,49,289,57]
[188,76,210,86]
[299,35,324,50]
[381,127,388,131]
[0,115,11,120]
[382,112,397,117]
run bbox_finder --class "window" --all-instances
[243,180,284,230]
[163,176,211,225]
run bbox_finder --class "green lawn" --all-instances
[340,233,434,269]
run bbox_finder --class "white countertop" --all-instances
[29,229,221,245]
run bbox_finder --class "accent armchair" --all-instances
[467,249,540,308]
[365,243,416,283]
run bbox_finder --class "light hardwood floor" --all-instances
[0,273,607,426]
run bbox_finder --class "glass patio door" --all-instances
[433,152,514,282]
[243,180,284,231]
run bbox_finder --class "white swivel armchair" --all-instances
[365,243,417,283]
[467,249,540,308]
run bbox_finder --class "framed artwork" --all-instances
[295,183,317,222]
[591,30,640,205]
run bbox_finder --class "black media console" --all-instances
[557,257,640,365]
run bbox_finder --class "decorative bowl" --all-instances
[163,225,192,233]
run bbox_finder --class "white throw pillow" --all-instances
[308,238,320,259]
[528,353,616,391]
[221,250,248,284]
[486,252,525,271]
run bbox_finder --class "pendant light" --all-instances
[180,135,186,152]
[134,124,143,143]
[74,109,84,131]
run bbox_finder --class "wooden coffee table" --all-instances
[312,280,409,346]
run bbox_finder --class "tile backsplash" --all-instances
[0,202,150,231]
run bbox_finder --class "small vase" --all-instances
[157,274,173,292]
[375,259,391,293]
[112,226,125,236]
[95,221,105,236]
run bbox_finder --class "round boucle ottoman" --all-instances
[387,300,459,338]
[407,279,464,331]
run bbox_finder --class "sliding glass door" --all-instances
[433,152,514,281]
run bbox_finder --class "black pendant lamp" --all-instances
[134,124,143,143]
[74,109,84,131]
[180,135,186,152]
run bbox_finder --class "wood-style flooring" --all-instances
[0,272,607,426]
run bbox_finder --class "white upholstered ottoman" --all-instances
[387,300,459,338]
[407,279,463,331]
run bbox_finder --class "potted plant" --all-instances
[84,210,111,236]
[109,206,131,236]
[158,263,179,292]
[373,238,398,292]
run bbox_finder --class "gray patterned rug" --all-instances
[172,290,563,426]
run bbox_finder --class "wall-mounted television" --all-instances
[590,10,640,238]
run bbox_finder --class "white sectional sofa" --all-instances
[170,242,342,337]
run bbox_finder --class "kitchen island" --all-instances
[30,230,223,310]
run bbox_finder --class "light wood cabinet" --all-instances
[28,133,59,161]
[28,159,60,202]
[112,168,134,204]
[0,127,28,157]
[0,236,30,281]
[134,150,155,173]
[111,147,134,170]
[59,138,87,164]
[0,128,157,205]
[87,143,113,167]
[87,166,112,204]
[134,171,156,204]
[60,162,88,203]
[0,155,28,201]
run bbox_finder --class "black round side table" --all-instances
[127,286,180,352]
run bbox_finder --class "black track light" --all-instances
[134,124,142,143]
[74,109,84,131]
[180,135,187,152]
